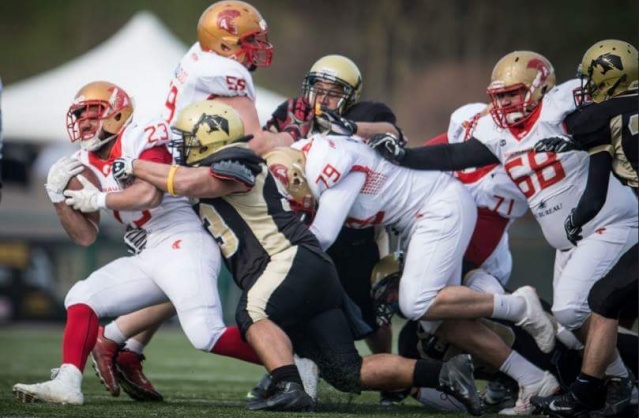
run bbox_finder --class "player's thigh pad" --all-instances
[399,180,477,321]
[64,256,168,317]
[552,225,638,330]
[142,231,225,351]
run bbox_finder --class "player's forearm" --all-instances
[104,180,163,211]
[249,130,295,156]
[54,202,98,246]
[402,138,499,170]
[571,152,612,227]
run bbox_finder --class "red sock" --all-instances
[62,304,99,372]
[211,327,261,365]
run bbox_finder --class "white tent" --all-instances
[2,11,285,144]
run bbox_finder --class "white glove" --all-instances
[45,157,84,203]
[63,175,107,213]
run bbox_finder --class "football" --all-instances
[66,165,102,223]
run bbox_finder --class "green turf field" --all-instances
[0,324,501,418]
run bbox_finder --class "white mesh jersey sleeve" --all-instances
[447,102,487,144]
[163,42,257,125]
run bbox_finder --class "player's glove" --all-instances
[265,97,314,141]
[314,107,358,136]
[63,175,107,213]
[45,156,84,203]
[124,226,147,255]
[564,209,583,245]
[113,157,136,188]
[206,147,264,188]
[367,133,406,165]
[534,135,580,153]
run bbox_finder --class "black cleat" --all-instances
[591,376,634,418]
[245,373,272,401]
[438,354,483,416]
[531,391,591,418]
[247,381,314,412]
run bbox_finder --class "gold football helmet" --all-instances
[197,1,273,68]
[575,39,638,104]
[302,55,363,114]
[370,252,403,327]
[171,100,245,166]
[66,81,134,152]
[487,51,556,128]
[263,147,315,218]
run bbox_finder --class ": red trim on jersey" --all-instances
[424,132,449,146]
[455,164,498,184]
[300,141,313,155]
[88,132,124,175]
[464,207,509,266]
[207,94,219,100]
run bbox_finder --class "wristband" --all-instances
[167,165,179,196]
[96,192,108,210]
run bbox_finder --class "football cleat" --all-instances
[513,286,557,353]
[591,375,635,417]
[90,326,122,397]
[531,391,591,418]
[379,389,408,406]
[245,373,272,401]
[13,364,84,405]
[247,381,315,412]
[116,349,163,402]
[500,371,560,415]
[438,354,483,416]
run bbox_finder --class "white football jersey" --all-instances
[162,42,257,125]
[295,134,452,234]
[447,103,528,219]
[473,80,638,249]
[73,118,202,242]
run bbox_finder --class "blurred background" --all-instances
[0,0,637,323]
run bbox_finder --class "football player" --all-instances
[270,122,563,414]
[111,100,484,414]
[369,50,638,414]
[12,81,261,405]
[264,55,403,387]
[531,40,638,418]
[91,1,305,401]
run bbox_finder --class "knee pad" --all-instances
[399,291,437,321]
[463,269,505,295]
[552,306,589,331]
[180,315,226,352]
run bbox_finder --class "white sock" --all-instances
[499,350,545,388]
[605,354,629,378]
[491,294,526,322]
[103,322,127,345]
[123,338,145,355]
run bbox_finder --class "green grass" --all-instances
[0,324,499,418]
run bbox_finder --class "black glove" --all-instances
[564,209,583,245]
[206,147,264,188]
[314,107,358,136]
[112,157,136,188]
[534,135,580,153]
[265,97,313,141]
[367,133,406,165]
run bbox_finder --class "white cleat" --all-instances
[513,286,556,353]
[294,355,319,402]
[13,364,84,405]
[499,371,559,415]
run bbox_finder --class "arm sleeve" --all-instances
[309,172,367,251]
[570,152,612,227]
[401,137,500,170]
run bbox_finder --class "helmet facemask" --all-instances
[235,31,273,68]
[487,84,539,129]
[303,77,353,115]
[67,101,125,152]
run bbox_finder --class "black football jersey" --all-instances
[198,145,323,289]
[565,93,638,188]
